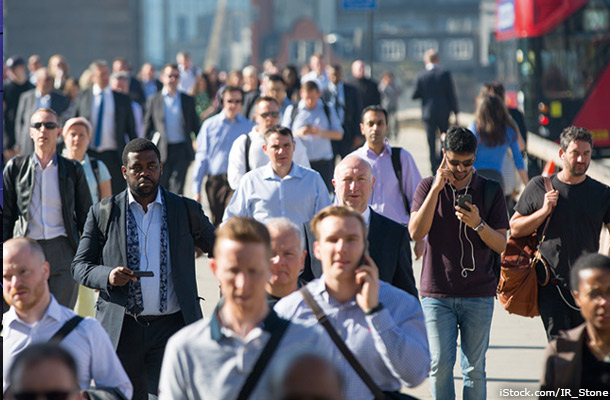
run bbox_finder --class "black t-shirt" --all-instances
[581,339,610,390]
[514,174,610,281]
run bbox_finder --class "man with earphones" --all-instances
[408,126,509,400]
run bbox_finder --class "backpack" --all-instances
[482,178,503,281]
[289,100,332,129]
[390,147,411,216]
[244,135,252,173]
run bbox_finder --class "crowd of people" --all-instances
[3,49,610,400]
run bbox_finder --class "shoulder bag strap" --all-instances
[245,135,252,173]
[391,147,410,216]
[538,177,555,241]
[300,287,385,400]
[236,317,291,400]
[48,316,84,344]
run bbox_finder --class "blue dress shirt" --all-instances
[223,163,331,225]
[192,111,254,195]
[162,89,185,144]
[281,99,343,162]
[275,278,430,400]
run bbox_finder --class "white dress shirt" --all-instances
[226,127,311,189]
[223,163,331,225]
[26,153,67,240]
[3,295,133,398]
[127,188,180,315]
[90,85,117,151]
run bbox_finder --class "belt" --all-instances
[130,311,181,324]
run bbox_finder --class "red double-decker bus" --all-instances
[494,0,610,157]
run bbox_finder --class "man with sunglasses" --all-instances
[408,126,509,400]
[227,96,309,190]
[192,85,254,226]
[142,63,200,195]
[3,108,91,308]
[15,67,70,156]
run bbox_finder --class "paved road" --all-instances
[188,125,550,400]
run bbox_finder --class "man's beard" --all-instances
[129,177,159,198]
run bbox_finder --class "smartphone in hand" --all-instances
[457,194,472,212]
[132,271,154,278]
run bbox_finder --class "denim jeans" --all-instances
[421,296,494,400]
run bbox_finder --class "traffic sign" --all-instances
[342,0,378,11]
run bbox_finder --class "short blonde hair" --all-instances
[215,217,271,256]
[310,206,367,241]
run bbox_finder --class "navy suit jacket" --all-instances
[302,209,418,297]
[73,88,137,154]
[323,82,363,157]
[142,92,200,162]
[15,89,71,154]
[412,66,458,123]
[71,188,215,348]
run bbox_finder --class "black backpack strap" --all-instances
[300,287,385,400]
[97,195,115,246]
[321,99,332,126]
[89,156,101,187]
[236,317,290,400]
[48,316,84,344]
[290,104,299,128]
[482,178,502,281]
[245,135,252,173]
[391,147,410,216]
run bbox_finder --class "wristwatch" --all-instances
[474,220,486,232]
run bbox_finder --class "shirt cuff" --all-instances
[365,306,394,333]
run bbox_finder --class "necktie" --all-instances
[94,92,104,148]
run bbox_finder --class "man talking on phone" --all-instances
[408,127,508,400]
[275,206,430,399]
[71,138,216,399]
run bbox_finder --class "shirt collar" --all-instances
[161,87,178,98]
[261,162,301,180]
[36,89,50,98]
[210,303,286,343]
[298,98,322,111]
[32,152,58,168]
[362,207,372,227]
[6,295,61,328]
[220,110,243,123]
[92,84,111,96]
[127,186,163,207]
[308,277,358,307]
[425,63,437,71]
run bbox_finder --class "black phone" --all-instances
[457,194,472,212]
[132,271,154,278]
[359,247,370,267]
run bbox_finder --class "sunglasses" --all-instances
[259,111,280,119]
[30,122,59,130]
[225,99,243,104]
[13,390,77,400]
[446,158,475,167]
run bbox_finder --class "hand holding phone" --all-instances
[354,251,380,313]
[457,194,472,212]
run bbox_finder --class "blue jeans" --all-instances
[421,296,494,400]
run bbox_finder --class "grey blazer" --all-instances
[71,188,215,348]
[15,89,71,154]
[142,92,200,162]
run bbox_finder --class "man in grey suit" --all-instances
[301,156,418,297]
[71,138,215,400]
[15,68,70,155]
[143,63,200,194]
[73,60,137,195]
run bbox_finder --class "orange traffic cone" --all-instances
[542,160,555,177]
